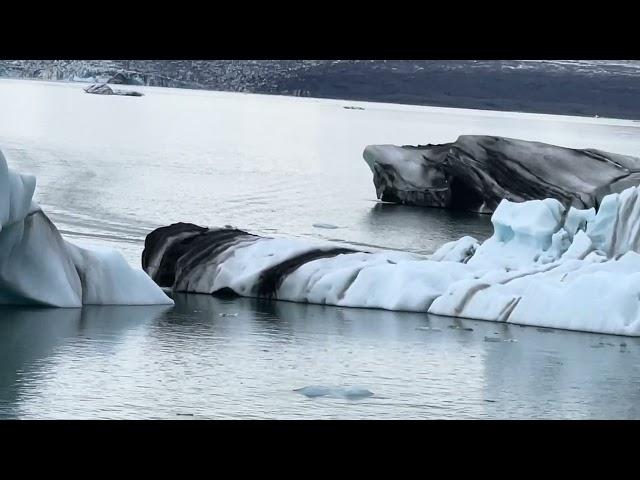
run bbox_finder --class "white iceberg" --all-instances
[0,149,173,307]
[145,183,640,336]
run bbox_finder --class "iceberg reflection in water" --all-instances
[2,295,640,419]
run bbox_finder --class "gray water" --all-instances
[2,78,640,419]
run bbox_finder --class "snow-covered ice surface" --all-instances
[0,149,172,307]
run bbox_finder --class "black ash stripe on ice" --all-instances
[256,247,359,299]
[142,224,363,298]
[173,229,261,293]
[142,223,209,287]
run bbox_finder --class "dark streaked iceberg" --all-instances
[83,83,144,97]
[143,184,640,336]
[364,136,640,214]
[142,223,363,297]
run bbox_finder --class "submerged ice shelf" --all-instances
[143,186,640,336]
[0,149,172,307]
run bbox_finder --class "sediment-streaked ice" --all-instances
[145,184,640,336]
[363,136,640,213]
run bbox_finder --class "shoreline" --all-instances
[0,76,637,126]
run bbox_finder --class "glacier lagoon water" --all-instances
[2,78,640,419]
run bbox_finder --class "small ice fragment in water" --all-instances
[295,386,332,398]
[536,328,555,333]
[312,223,339,229]
[294,386,374,400]
[219,313,238,317]
[503,338,518,343]
[484,336,502,342]
[448,325,474,331]
[341,387,374,400]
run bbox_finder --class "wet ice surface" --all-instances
[2,294,640,419]
[2,79,640,418]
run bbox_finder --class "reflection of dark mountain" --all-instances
[2,60,640,119]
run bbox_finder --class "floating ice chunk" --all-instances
[312,223,339,229]
[294,386,374,400]
[416,326,442,332]
[0,149,172,307]
[144,183,640,336]
[484,336,502,342]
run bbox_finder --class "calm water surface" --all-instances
[2,79,640,418]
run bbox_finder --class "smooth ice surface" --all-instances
[294,386,375,400]
[312,223,339,229]
[0,149,172,307]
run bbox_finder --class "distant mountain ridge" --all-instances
[2,60,640,119]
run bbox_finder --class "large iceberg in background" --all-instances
[143,186,640,336]
[0,149,172,307]
[364,136,640,214]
